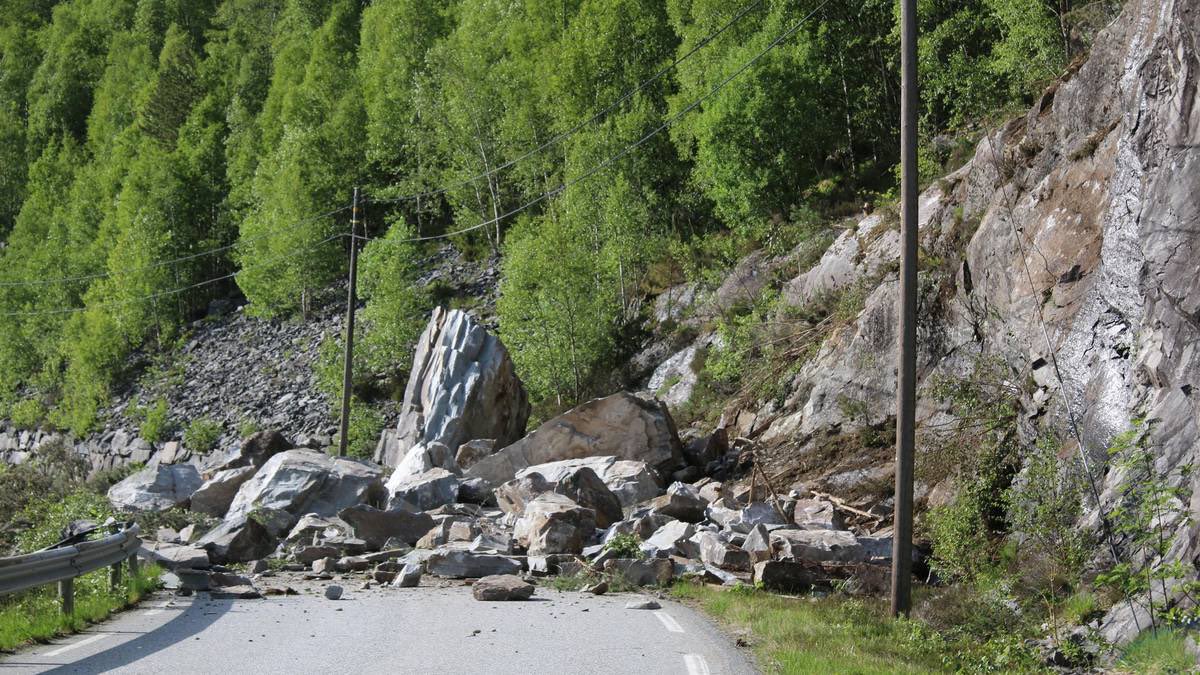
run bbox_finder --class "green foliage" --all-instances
[0,562,161,652]
[183,417,222,453]
[343,402,385,460]
[134,396,173,442]
[1114,629,1197,675]
[671,583,958,674]
[0,439,91,550]
[1096,419,1197,627]
[0,0,1078,428]
[603,533,645,560]
[9,397,47,430]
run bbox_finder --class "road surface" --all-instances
[1,585,757,674]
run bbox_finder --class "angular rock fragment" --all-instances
[604,558,674,587]
[108,464,203,512]
[338,504,435,549]
[385,467,460,512]
[693,530,753,572]
[641,520,697,559]
[497,465,623,528]
[226,450,385,524]
[139,542,211,570]
[379,308,530,471]
[792,499,845,531]
[455,439,496,471]
[394,563,423,588]
[190,466,257,518]
[472,574,535,601]
[753,560,813,592]
[467,392,682,487]
[648,482,709,523]
[426,550,523,578]
[197,517,277,564]
[769,529,866,564]
[742,524,773,563]
[513,493,596,555]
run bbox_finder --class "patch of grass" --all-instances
[0,563,162,652]
[1113,629,1196,675]
[672,582,949,674]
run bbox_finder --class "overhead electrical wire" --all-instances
[0,206,351,289]
[0,0,772,290]
[365,0,771,206]
[1,232,348,317]
[357,0,835,247]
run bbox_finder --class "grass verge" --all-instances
[0,563,162,652]
[671,582,949,674]
[1112,629,1197,675]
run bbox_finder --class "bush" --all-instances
[603,533,644,559]
[344,402,385,460]
[183,418,222,454]
[134,398,174,443]
[0,440,91,550]
[9,397,46,430]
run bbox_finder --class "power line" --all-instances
[366,0,771,206]
[0,206,351,289]
[0,0,774,289]
[359,0,835,247]
[0,232,348,318]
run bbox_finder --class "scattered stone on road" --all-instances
[625,599,661,610]
[324,585,344,600]
[472,574,535,601]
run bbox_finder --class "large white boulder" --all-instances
[225,450,385,526]
[108,464,203,512]
[377,308,530,476]
[467,393,683,487]
[385,468,460,512]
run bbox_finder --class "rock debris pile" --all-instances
[113,309,898,600]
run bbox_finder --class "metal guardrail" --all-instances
[0,524,142,614]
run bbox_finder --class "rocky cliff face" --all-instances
[643,0,1197,641]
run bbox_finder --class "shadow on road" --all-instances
[42,595,236,674]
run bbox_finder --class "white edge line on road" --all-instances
[684,653,711,675]
[44,632,110,657]
[654,610,685,633]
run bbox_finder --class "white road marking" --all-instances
[654,610,685,633]
[683,653,711,675]
[44,632,110,657]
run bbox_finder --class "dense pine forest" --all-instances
[0,0,1086,434]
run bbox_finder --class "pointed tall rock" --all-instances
[377,307,530,480]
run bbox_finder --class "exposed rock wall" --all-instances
[678,0,1198,642]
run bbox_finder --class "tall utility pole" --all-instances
[891,0,919,618]
[337,187,361,458]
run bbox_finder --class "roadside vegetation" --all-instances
[0,441,165,652]
[673,581,1197,675]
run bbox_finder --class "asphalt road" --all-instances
[1,585,757,674]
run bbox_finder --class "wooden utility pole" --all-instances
[337,187,361,458]
[891,0,919,618]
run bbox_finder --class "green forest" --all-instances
[0,0,1084,434]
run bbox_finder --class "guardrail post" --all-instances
[110,560,123,590]
[129,552,140,578]
[59,578,74,616]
